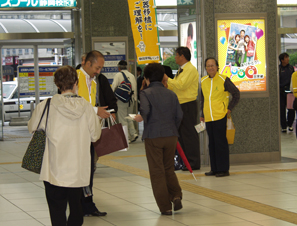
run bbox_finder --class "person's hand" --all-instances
[134,114,143,122]
[97,106,110,118]
[200,117,204,122]
[111,113,116,121]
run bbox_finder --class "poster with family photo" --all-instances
[226,23,257,67]
[217,19,266,92]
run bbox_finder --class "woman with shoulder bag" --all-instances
[28,66,101,226]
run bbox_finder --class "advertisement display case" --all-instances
[216,14,268,97]
[180,21,197,69]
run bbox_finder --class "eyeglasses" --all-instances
[206,65,216,68]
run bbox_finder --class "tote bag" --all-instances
[287,93,295,110]
[93,115,128,157]
[22,99,51,174]
[226,116,235,144]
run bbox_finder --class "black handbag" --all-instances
[22,98,51,174]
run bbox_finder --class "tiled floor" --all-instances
[0,125,297,225]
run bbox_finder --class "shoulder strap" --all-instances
[44,98,51,132]
[121,72,130,82]
[36,98,51,130]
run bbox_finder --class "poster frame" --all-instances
[215,13,269,98]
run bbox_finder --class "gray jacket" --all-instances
[140,81,183,139]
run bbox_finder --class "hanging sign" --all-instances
[128,0,160,64]
[0,0,76,8]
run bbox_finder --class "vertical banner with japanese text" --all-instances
[128,0,160,65]
[217,18,266,92]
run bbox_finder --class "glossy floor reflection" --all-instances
[0,125,297,226]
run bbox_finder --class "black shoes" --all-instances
[161,197,183,215]
[215,171,230,177]
[205,171,216,176]
[161,210,172,215]
[173,198,183,211]
[181,166,200,171]
[205,171,230,177]
[84,210,107,217]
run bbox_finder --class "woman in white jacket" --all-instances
[28,65,101,226]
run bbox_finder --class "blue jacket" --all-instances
[140,81,183,139]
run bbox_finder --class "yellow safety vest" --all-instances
[77,69,97,106]
[201,72,229,122]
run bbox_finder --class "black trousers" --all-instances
[280,91,295,129]
[44,181,83,226]
[206,116,229,172]
[81,144,97,214]
[178,100,200,169]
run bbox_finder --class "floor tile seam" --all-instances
[98,158,297,225]
[0,194,46,224]
[180,181,297,224]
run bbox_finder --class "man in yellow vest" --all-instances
[77,50,110,217]
[163,47,200,171]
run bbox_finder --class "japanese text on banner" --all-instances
[128,0,160,65]
[0,0,76,8]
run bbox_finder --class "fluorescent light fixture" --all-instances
[155,0,177,6]
[277,0,297,4]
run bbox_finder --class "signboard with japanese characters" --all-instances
[217,18,267,92]
[0,0,76,8]
[18,66,59,96]
[128,0,160,65]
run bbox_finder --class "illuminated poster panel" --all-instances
[180,22,197,69]
[217,18,266,92]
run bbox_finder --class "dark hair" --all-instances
[279,52,289,62]
[137,66,142,73]
[144,63,165,83]
[235,34,240,40]
[54,66,78,92]
[85,50,104,65]
[187,23,193,39]
[176,47,191,61]
[163,65,173,79]
[240,30,245,34]
[244,35,250,41]
[205,57,219,71]
[118,60,127,70]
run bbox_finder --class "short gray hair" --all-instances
[118,64,127,70]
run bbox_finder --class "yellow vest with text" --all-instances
[201,72,229,122]
[77,69,97,106]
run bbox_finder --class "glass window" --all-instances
[25,49,29,55]
[279,7,297,28]
[3,83,16,99]
[6,49,10,56]
[12,49,16,55]
[18,49,23,55]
